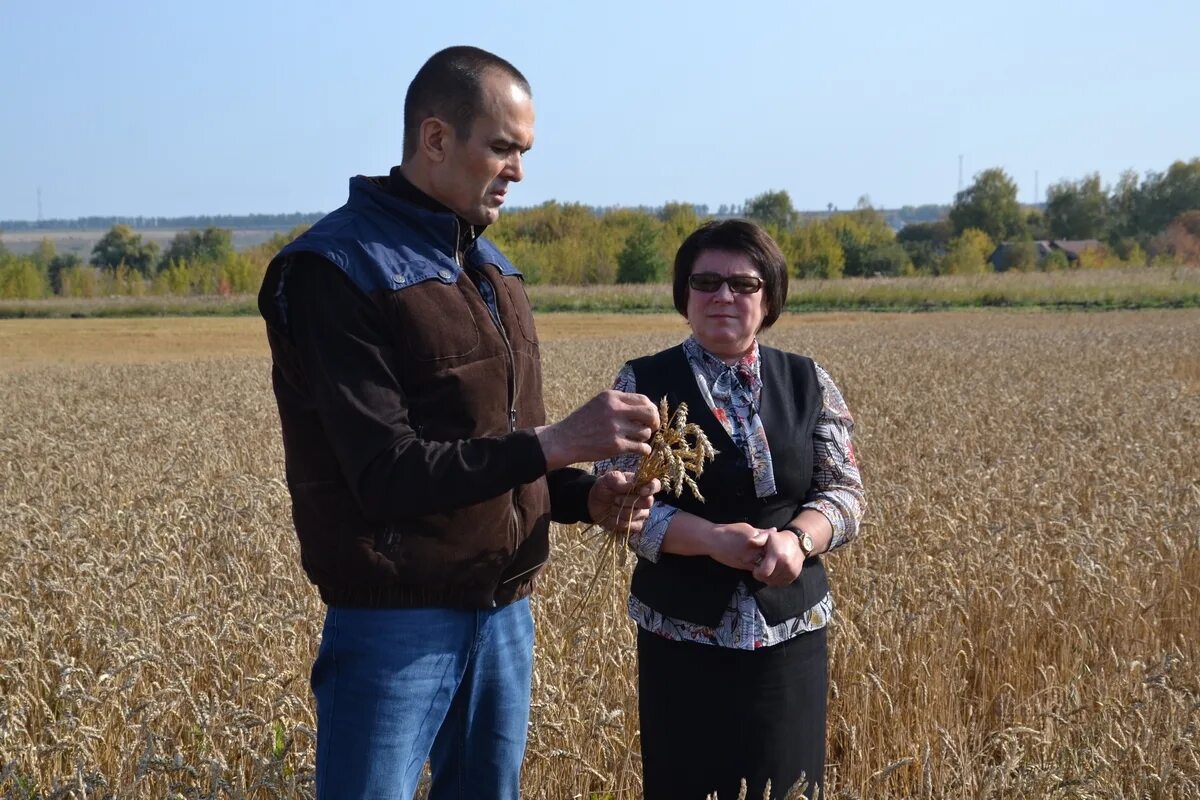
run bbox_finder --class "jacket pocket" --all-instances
[388,279,481,361]
[496,273,540,346]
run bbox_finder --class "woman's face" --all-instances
[685,249,767,361]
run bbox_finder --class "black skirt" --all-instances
[637,625,828,800]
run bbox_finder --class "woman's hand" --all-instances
[706,523,771,571]
[588,471,661,535]
[751,529,805,586]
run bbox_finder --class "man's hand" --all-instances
[588,471,661,535]
[536,390,661,470]
[706,523,771,571]
[751,529,805,586]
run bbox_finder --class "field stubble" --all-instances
[1,310,1197,798]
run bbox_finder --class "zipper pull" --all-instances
[509,407,517,431]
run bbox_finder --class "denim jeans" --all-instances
[311,599,534,800]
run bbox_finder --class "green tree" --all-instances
[46,253,83,294]
[152,259,193,295]
[491,201,617,283]
[616,218,667,283]
[59,265,101,297]
[1107,169,1144,240]
[896,219,954,247]
[897,219,953,273]
[1042,250,1070,271]
[949,168,1026,242]
[828,209,896,277]
[222,253,262,293]
[658,201,702,264]
[1004,240,1041,272]
[31,237,56,270]
[789,222,845,279]
[744,190,796,231]
[27,238,57,291]
[861,242,913,276]
[658,201,701,234]
[1025,208,1050,240]
[1109,237,1141,263]
[1045,173,1108,239]
[90,224,159,275]
[160,226,235,270]
[1139,158,1200,234]
[940,228,994,275]
[0,257,48,299]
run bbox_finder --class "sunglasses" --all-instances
[688,272,764,294]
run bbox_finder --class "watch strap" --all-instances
[783,524,815,556]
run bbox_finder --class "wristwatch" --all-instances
[784,525,815,557]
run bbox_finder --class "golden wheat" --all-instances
[633,397,717,502]
[1,309,1197,799]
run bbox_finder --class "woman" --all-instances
[595,219,865,800]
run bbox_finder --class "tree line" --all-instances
[1,157,1197,300]
[0,225,306,300]
[0,212,324,233]
[491,157,1199,282]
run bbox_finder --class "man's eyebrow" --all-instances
[493,137,533,153]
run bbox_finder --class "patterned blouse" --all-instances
[594,336,865,650]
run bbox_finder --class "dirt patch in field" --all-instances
[0,317,270,372]
[0,311,894,372]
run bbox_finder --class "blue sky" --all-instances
[2,0,1198,220]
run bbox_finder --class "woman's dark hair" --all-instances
[672,219,788,330]
[403,46,531,159]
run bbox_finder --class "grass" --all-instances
[1,309,1198,798]
[2,266,1198,318]
[0,294,261,319]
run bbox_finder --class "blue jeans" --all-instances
[311,599,534,800]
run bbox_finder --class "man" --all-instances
[257,46,660,800]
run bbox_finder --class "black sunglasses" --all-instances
[688,272,764,294]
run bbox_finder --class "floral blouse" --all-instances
[594,337,865,650]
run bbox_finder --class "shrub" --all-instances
[0,257,47,299]
[1042,250,1070,272]
[616,219,667,284]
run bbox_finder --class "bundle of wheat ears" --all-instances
[577,397,717,595]
[633,396,718,501]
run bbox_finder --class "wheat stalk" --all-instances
[632,396,718,501]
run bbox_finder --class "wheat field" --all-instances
[1,310,1197,799]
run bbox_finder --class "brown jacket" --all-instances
[258,174,592,609]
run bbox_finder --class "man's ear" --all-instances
[418,117,451,164]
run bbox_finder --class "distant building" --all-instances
[989,239,1101,270]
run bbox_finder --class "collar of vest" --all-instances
[277,175,522,295]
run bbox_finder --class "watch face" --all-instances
[789,526,814,554]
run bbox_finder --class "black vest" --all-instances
[628,344,829,627]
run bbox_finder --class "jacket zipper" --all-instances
[458,228,524,599]
[455,227,519,435]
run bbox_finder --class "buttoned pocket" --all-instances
[389,277,481,362]
[496,274,540,346]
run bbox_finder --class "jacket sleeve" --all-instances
[546,467,595,524]
[283,253,549,519]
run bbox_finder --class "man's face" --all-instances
[436,72,534,227]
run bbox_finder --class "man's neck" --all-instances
[389,165,483,258]
[389,165,452,214]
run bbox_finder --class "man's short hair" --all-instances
[403,46,531,160]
